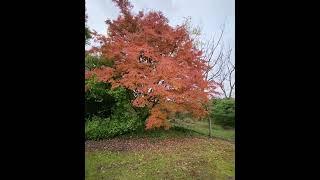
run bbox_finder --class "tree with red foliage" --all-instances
[87,0,216,129]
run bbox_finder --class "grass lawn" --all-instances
[85,120,235,179]
[172,118,235,141]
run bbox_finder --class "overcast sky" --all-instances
[86,0,234,50]
[86,0,235,97]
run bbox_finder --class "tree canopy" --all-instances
[86,0,216,129]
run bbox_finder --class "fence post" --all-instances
[209,116,212,138]
[207,104,213,138]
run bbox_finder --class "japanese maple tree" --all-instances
[86,0,216,129]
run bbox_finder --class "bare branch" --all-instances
[191,20,234,99]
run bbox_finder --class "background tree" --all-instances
[87,0,216,130]
[216,50,234,99]
[186,21,235,136]
[202,30,234,99]
[184,19,235,99]
[210,98,235,128]
[85,6,92,44]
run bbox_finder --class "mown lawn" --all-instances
[85,120,235,179]
[172,119,235,141]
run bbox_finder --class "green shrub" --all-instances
[85,78,149,140]
[210,98,235,128]
[85,112,143,140]
[85,77,114,119]
[85,116,111,140]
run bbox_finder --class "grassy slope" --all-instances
[86,138,234,180]
[85,119,235,179]
[172,119,235,141]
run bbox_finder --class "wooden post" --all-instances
[209,117,212,138]
[207,104,213,138]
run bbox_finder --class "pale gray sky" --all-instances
[86,0,235,97]
[86,0,234,49]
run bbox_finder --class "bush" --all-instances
[85,112,143,140]
[85,77,149,140]
[85,116,111,140]
[85,78,114,119]
[210,98,235,128]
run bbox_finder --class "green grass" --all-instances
[116,118,235,141]
[86,138,235,180]
[85,118,235,179]
[172,118,235,141]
